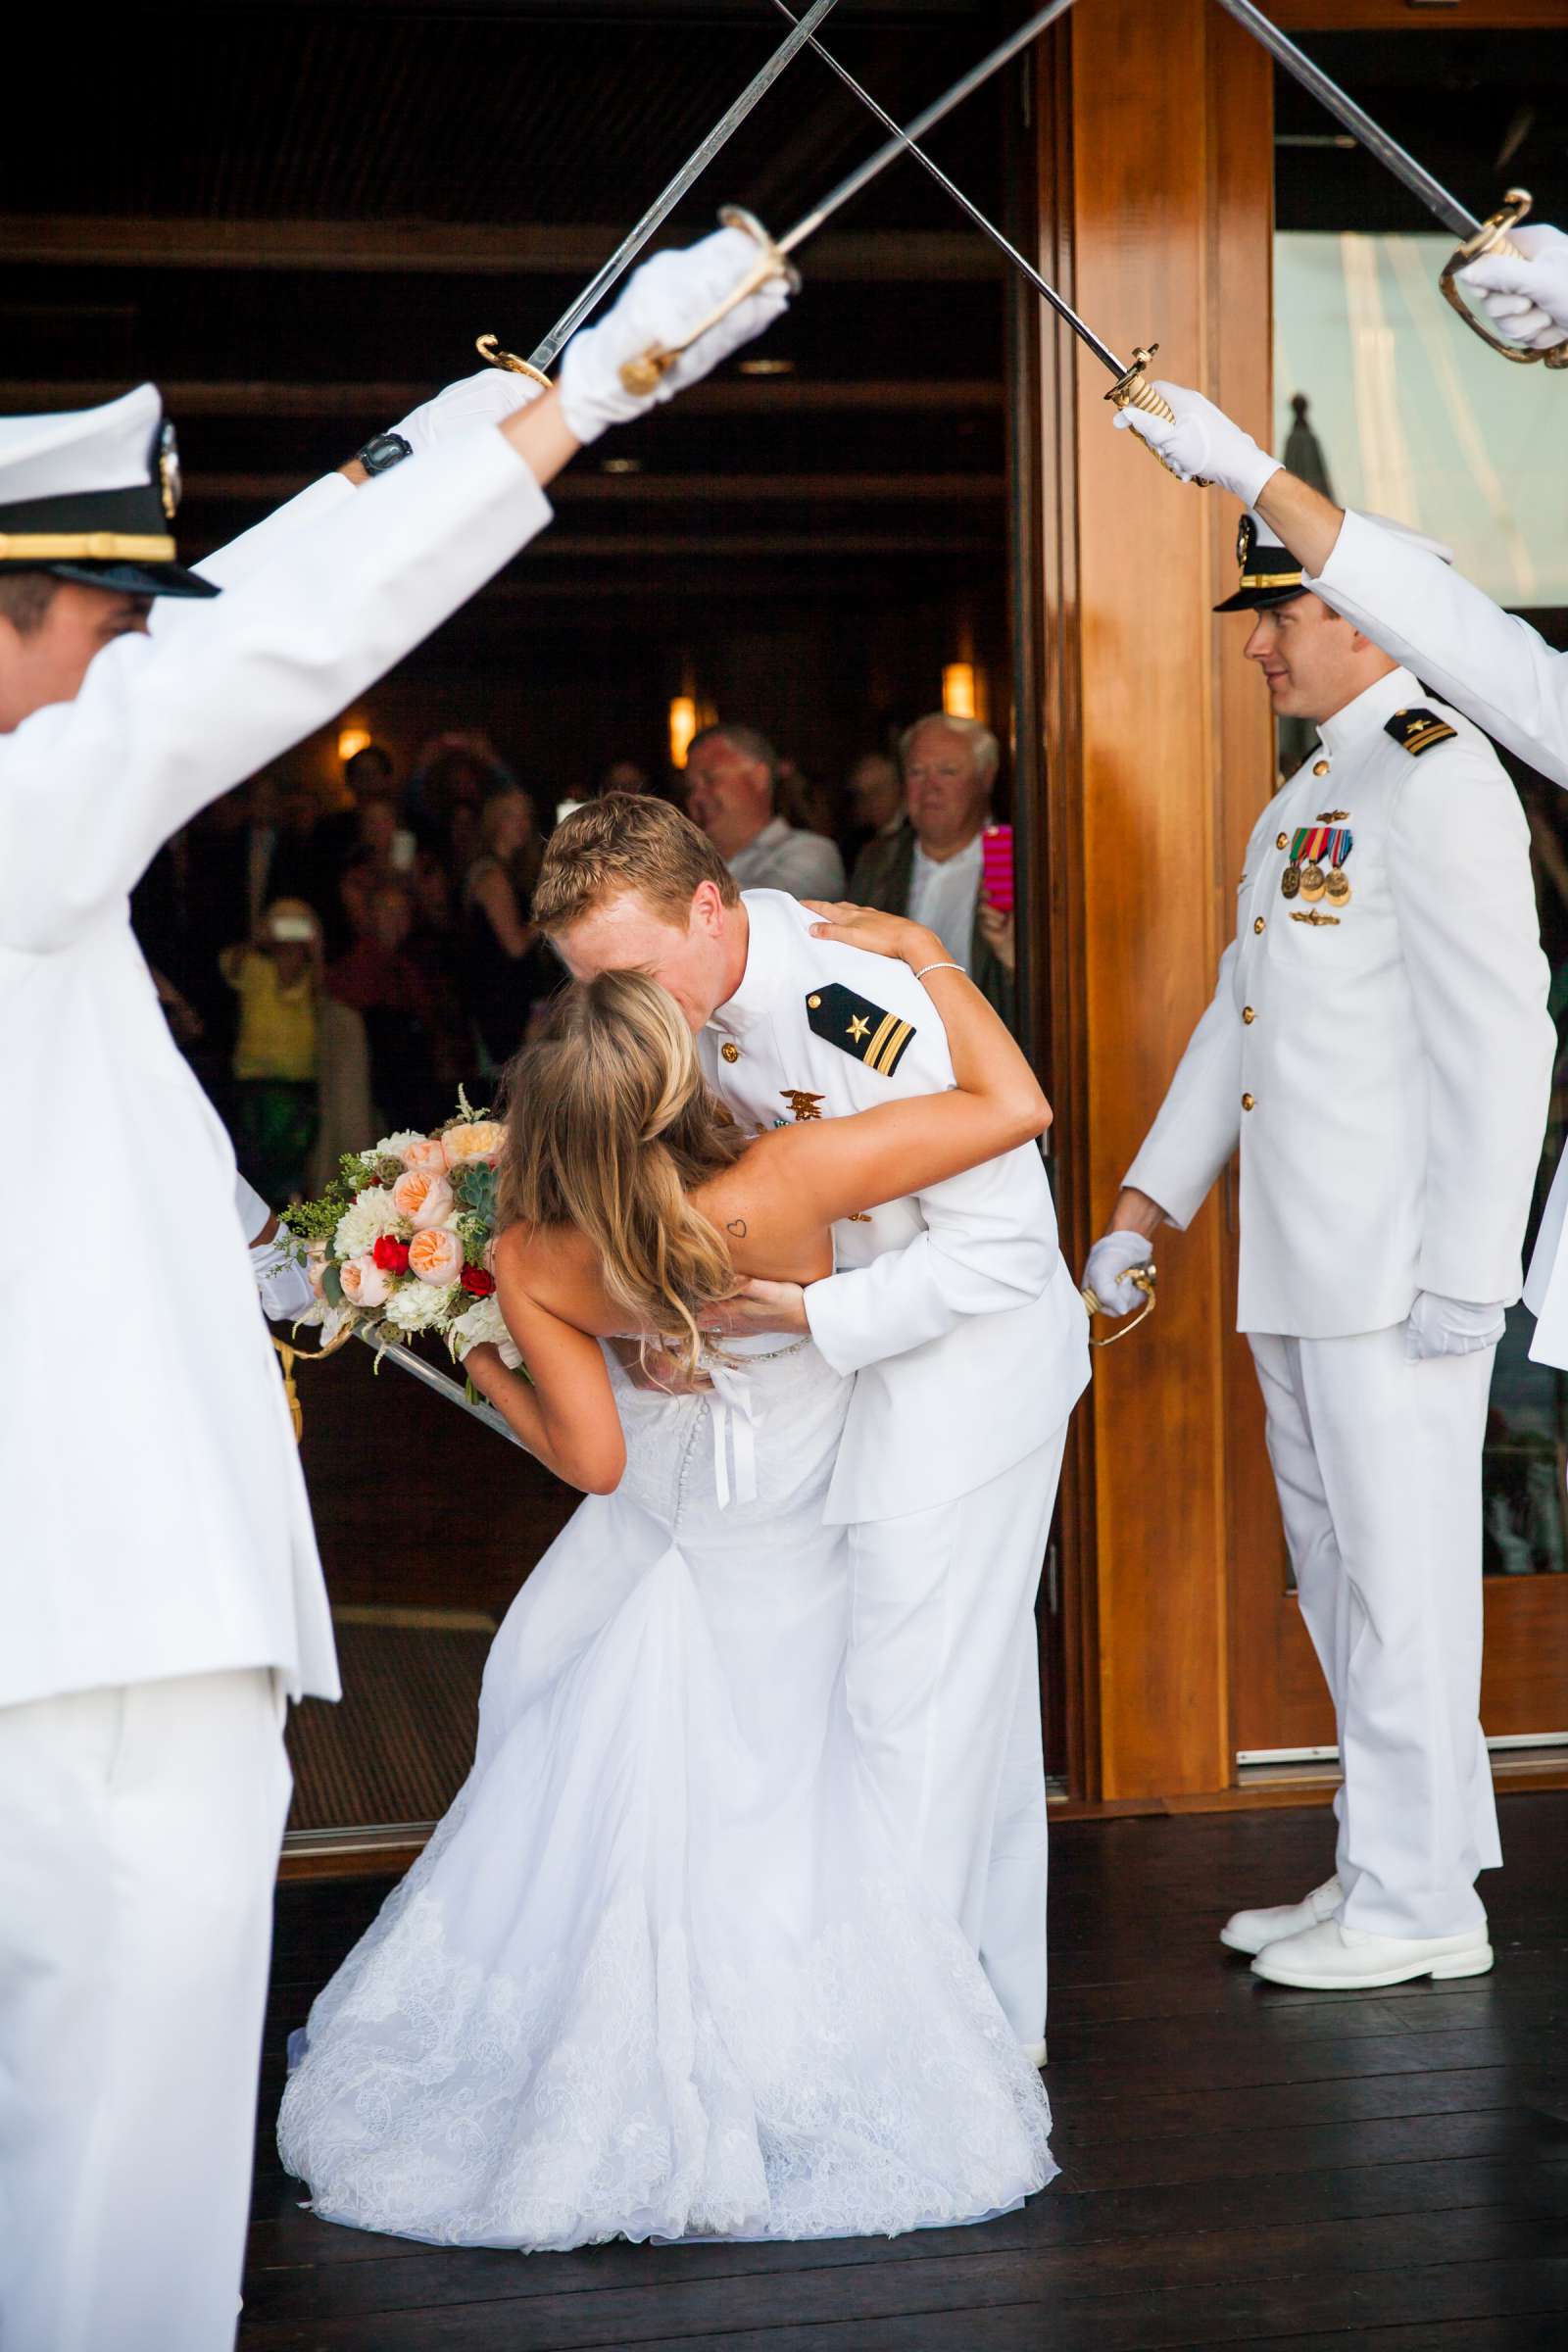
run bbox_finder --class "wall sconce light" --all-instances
[738,355,795,376]
[942,663,978,720]
[337,724,373,764]
[668,695,699,771]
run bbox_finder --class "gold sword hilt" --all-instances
[616,208,801,397]
[1104,346,1212,484]
[1081,1262,1157,1348]
[474,337,553,389]
[1439,188,1568,368]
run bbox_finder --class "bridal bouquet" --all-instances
[280,1093,512,1365]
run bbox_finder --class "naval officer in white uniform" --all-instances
[536,795,1090,2059]
[1083,515,1552,1992]
[0,229,788,2352]
[1104,328,1568,1374]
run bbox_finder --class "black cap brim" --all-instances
[1212,581,1308,614]
[8,557,219,600]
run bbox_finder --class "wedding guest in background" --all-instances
[220,898,323,1200]
[462,783,554,1072]
[599,755,652,796]
[684,721,844,898]
[856,713,1014,1029]
[326,879,442,1134]
[847,749,906,893]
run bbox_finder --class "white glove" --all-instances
[1112,381,1282,505]
[497,1334,523,1374]
[1083,1230,1154,1317]
[1459,222,1568,353]
[392,366,544,456]
[251,1238,318,1324]
[1404,1291,1506,1362]
[557,223,791,445]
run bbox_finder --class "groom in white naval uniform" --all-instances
[0,231,788,2352]
[536,796,1091,2061]
[1083,513,1552,1992]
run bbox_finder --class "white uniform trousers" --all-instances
[0,1669,293,2352]
[844,1424,1067,2044]
[1249,1329,1501,1940]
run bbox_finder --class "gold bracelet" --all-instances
[912,960,964,982]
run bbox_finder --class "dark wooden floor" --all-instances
[242,1794,1568,2350]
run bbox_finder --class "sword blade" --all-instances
[778,0,1081,256]
[770,0,1122,376]
[1211,0,1480,239]
[528,0,844,370]
[355,1327,530,1451]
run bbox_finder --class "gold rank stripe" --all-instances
[1239,568,1302,589]
[1401,723,1454,751]
[0,530,176,561]
[866,1012,913,1075]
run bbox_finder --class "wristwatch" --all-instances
[355,431,413,476]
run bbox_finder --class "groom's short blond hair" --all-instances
[535,792,741,932]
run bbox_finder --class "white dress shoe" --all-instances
[1220,1875,1343,1957]
[1250,1916,1493,1989]
[1018,2037,1048,2068]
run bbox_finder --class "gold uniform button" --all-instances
[1275,832,1289,851]
[1313,759,1330,776]
[807,994,821,1009]
[1242,1092,1255,1111]
[1253,916,1266,935]
[721,1041,741,1063]
[1242,1005,1256,1024]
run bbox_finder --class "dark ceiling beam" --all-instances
[0,377,1004,416]
[185,469,1002,505]
[0,217,997,281]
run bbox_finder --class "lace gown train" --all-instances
[276,1338,1056,2249]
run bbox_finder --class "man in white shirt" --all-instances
[857,712,1013,1025]
[684,721,845,898]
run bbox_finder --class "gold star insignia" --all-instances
[847,1013,870,1043]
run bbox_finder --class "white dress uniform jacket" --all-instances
[1125,668,1552,1336]
[1308,510,1568,791]
[0,429,553,1710]
[700,891,1090,1522]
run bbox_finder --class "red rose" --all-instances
[372,1235,411,1274]
[460,1264,497,1298]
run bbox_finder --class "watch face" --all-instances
[362,432,412,474]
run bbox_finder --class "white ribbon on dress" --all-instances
[705,1357,760,1511]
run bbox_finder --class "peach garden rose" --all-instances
[402,1135,450,1178]
[408,1226,465,1287]
[442,1120,506,1168]
[390,1169,455,1230]
[339,1251,392,1308]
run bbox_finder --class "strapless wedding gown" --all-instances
[277,1336,1055,2248]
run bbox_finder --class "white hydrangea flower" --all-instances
[333,1187,408,1261]
[382,1279,461,1335]
[449,1292,509,1361]
[370,1130,428,1165]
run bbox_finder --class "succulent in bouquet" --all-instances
[280,1092,515,1368]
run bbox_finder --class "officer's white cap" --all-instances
[0,383,164,507]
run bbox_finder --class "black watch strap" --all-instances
[356,431,413,476]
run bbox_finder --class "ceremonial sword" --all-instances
[1212,0,1566,369]
[761,0,1180,433]
[478,0,845,385]
[612,0,1182,448]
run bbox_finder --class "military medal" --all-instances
[1324,823,1353,906]
[1280,862,1301,901]
[1298,861,1327,902]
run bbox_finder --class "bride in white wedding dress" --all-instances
[277,907,1058,2249]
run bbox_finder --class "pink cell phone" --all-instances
[981,823,1014,914]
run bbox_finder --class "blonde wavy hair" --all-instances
[496,970,750,1376]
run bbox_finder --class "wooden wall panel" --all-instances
[1037,0,1276,1798]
